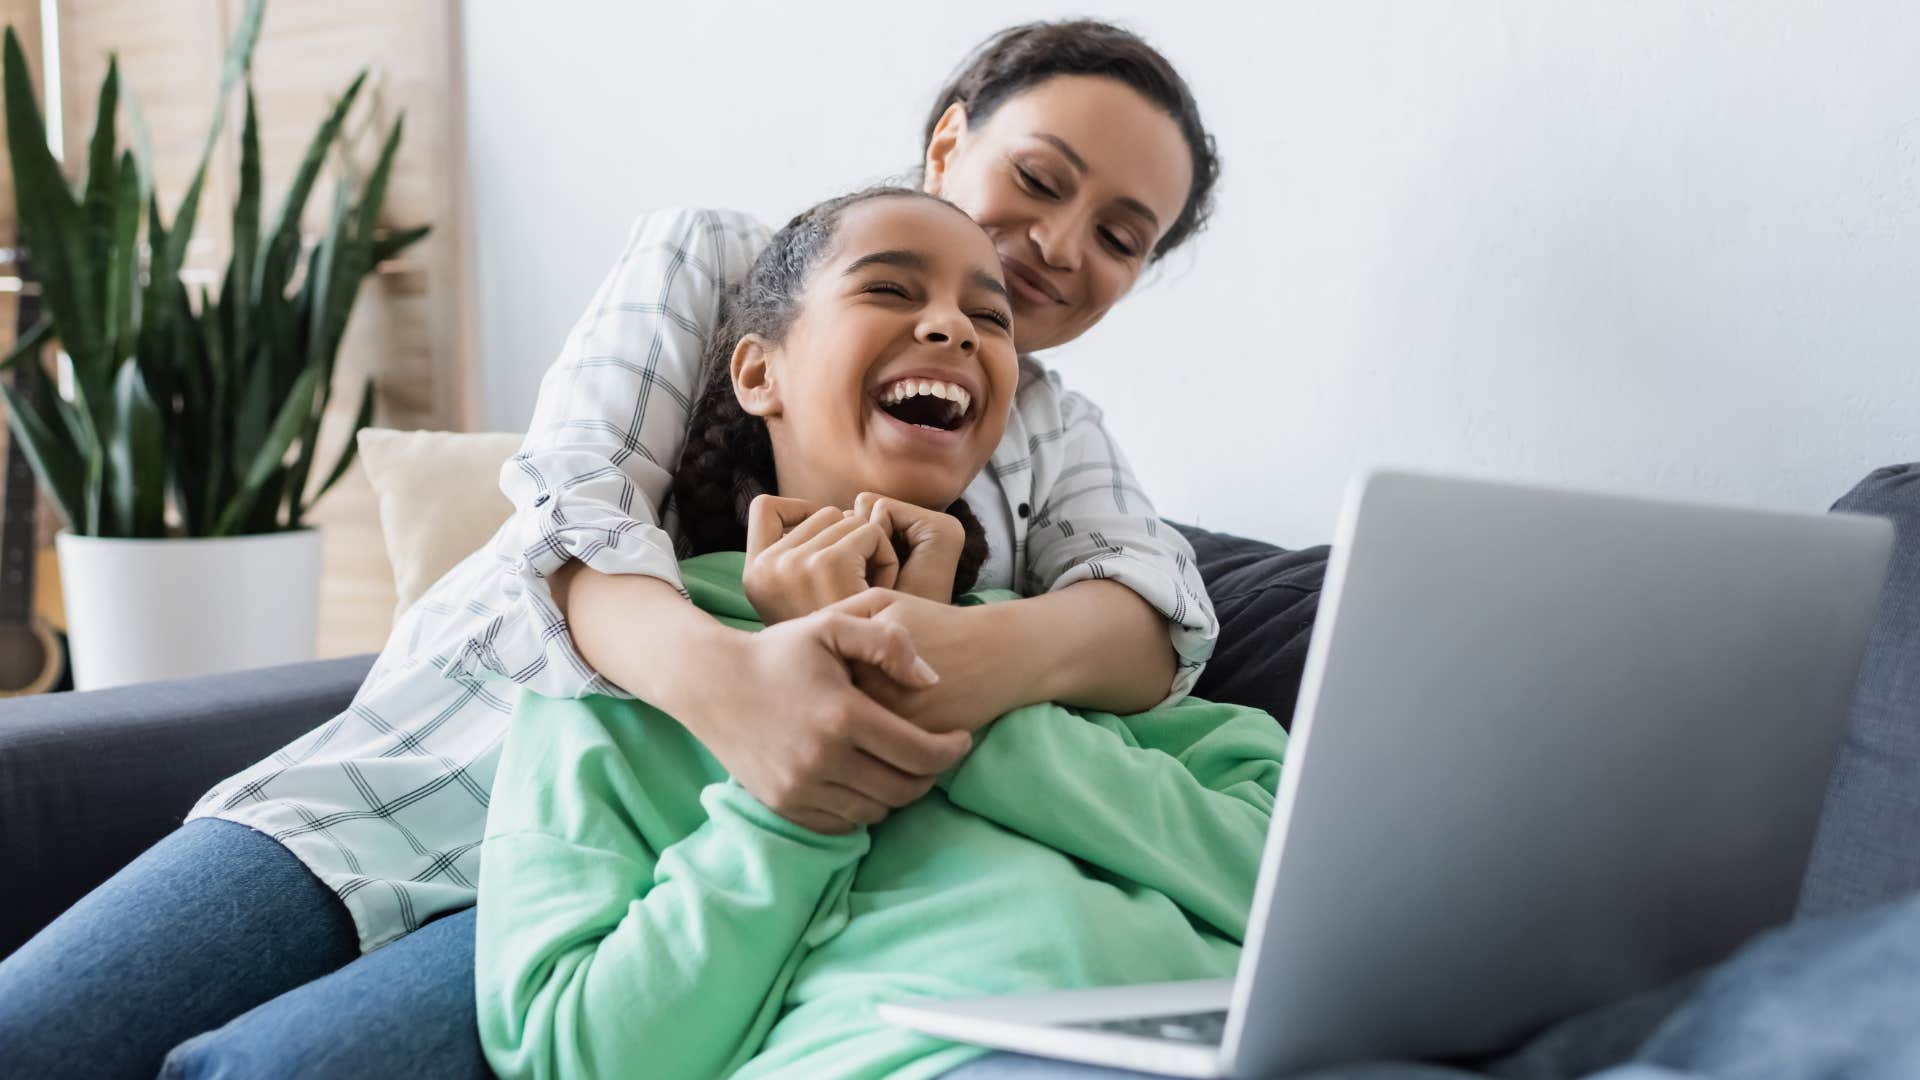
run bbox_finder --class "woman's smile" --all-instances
[999,254,1065,308]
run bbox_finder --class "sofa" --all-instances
[2,466,1914,1071]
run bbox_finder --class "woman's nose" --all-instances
[1030,211,1083,273]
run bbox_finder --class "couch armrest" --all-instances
[0,653,377,957]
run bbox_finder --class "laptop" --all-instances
[878,467,1894,1078]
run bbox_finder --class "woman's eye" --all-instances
[863,281,911,299]
[1015,165,1057,199]
[1099,227,1138,258]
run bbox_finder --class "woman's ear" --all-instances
[731,334,781,419]
[922,102,969,197]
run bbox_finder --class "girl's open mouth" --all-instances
[872,376,975,435]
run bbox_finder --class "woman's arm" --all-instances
[442,207,768,700]
[1016,381,1218,707]
[849,579,1175,736]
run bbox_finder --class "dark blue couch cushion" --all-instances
[1800,464,1920,918]
[1173,523,1329,729]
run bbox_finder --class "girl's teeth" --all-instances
[880,378,971,415]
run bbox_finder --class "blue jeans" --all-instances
[0,818,488,1079]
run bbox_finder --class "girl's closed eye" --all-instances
[863,280,1011,330]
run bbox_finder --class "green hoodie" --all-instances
[476,552,1286,1080]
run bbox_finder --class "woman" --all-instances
[0,19,1224,1079]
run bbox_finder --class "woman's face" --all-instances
[733,197,1020,513]
[923,74,1194,352]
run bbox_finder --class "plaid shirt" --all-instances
[187,208,1219,952]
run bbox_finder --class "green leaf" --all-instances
[256,70,365,304]
[370,223,431,264]
[230,329,271,480]
[0,368,86,529]
[159,0,262,294]
[0,314,50,375]
[5,29,109,434]
[83,55,119,203]
[122,76,156,204]
[104,150,141,364]
[231,84,260,367]
[305,375,376,511]
[82,55,120,278]
[302,178,355,376]
[195,0,264,168]
[351,113,404,246]
[214,364,319,536]
[246,467,287,534]
[282,380,325,528]
[303,116,407,382]
[50,361,110,535]
[81,417,104,536]
[109,359,167,536]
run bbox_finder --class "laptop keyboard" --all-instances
[1063,1008,1229,1045]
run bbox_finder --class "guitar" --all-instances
[0,254,72,697]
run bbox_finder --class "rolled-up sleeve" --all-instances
[1022,386,1219,707]
[442,208,770,700]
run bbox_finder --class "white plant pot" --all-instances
[55,527,323,691]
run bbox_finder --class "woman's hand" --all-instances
[743,495,899,625]
[706,589,973,833]
[847,590,1037,736]
[851,492,966,603]
[558,566,972,835]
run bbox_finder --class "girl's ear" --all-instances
[921,102,969,197]
[731,334,781,419]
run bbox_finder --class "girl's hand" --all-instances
[848,589,1036,736]
[743,495,899,625]
[851,492,966,603]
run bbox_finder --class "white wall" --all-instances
[462,1,1919,548]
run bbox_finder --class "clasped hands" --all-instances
[707,493,1027,835]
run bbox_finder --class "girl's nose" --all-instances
[921,314,976,353]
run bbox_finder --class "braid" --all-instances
[944,497,990,597]
[671,315,775,559]
[668,185,994,602]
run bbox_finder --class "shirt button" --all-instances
[533,494,550,507]
[1016,503,1030,518]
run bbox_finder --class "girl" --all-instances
[475,187,1287,1080]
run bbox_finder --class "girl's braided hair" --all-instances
[669,186,991,599]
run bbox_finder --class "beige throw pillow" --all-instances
[355,428,525,617]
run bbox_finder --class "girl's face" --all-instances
[922,74,1195,353]
[732,197,1020,513]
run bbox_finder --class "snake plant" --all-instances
[0,0,428,537]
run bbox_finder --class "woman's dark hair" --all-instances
[922,19,1221,262]
[671,185,991,599]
